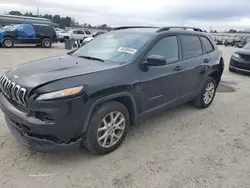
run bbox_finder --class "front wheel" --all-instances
[3,37,14,48]
[83,101,130,154]
[191,77,217,109]
[229,67,236,72]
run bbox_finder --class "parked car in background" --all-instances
[229,41,250,74]
[0,24,58,48]
[0,26,224,154]
[57,29,92,42]
[54,27,65,34]
[92,31,105,38]
[82,36,94,45]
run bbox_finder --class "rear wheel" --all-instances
[3,37,14,48]
[42,38,52,48]
[191,77,217,109]
[83,101,130,154]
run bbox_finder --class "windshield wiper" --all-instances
[78,56,104,62]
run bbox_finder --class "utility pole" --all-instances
[37,6,39,16]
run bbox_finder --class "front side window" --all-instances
[71,32,149,64]
[147,36,179,64]
[78,30,84,34]
[73,30,78,34]
[180,35,203,59]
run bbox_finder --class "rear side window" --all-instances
[34,25,55,35]
[180,35,203,59]
[200,36,214,52]
[148,36,179,64]
[84,30,91,35]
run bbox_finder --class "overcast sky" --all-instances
[1,0,250,31]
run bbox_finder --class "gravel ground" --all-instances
[0,44,250,188]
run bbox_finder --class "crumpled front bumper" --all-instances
[5,116,82,152]
[0,92,86,153]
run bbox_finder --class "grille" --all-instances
[0,75,27,106]
[240,54,250,61]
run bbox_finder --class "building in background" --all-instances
[0,14,58,27]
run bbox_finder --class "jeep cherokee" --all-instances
[0,26,224,154]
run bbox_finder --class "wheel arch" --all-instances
[208,70,222,87]
[82,92,139,133]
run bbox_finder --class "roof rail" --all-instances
[113,26,159,31]
[157,26,203,32]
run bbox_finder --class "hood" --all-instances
[236,48,250,56]
[5,55,120,88]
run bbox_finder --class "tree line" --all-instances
[8,11,111,30]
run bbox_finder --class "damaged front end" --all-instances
[5,116,82,152]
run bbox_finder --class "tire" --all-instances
[63,36,69,42]
[229,67,236,72]
[3,37,14,48]
[42,38,52,48]
[83,101,130,154]
[191,77,217,109]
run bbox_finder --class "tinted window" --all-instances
[84,30,91,35]
[200,36,214,52]
[34,25,55,35]
[148,36,179,63]
[180,35,203,59]
[73,30,78,34]
[77,30,84,34]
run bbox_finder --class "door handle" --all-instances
[204,59,210,63]
[174,66,183,71]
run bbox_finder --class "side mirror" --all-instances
[144,55,167,67]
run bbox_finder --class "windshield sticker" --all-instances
[117,47,137,54]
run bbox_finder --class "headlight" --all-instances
[36,86,83,100]
[233,53,240,58]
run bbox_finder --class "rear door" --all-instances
[180,35,210,100]
[33,25,45,43]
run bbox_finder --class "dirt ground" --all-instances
[0,44,250,188]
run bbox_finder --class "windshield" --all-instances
[4,24,20,31]
[71,32,149,64]
[7,24,21,31]
[244,42,250,49]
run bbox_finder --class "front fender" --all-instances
[0,30,5,44]
[82,92,138,133]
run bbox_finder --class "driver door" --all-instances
[139,35,185,113]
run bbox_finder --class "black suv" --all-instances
[0,24,58,48]
[0,26,224,154]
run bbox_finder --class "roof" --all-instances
[111,26,208,36]
[0,14,58,26]
[0,14,51,21]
